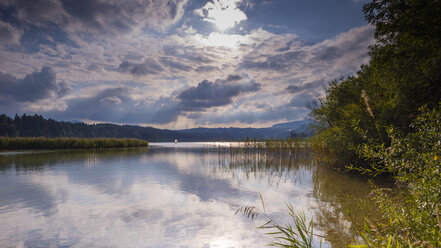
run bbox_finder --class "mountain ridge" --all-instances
[0,114,314,142]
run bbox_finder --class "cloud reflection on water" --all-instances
[0,146,375,247]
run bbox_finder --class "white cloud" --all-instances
[0,18,374,127]
[195,0,247,30]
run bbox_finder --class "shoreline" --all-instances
[0,137,149,150]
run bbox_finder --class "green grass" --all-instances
[236,194,323,248]
[0,137,148,150]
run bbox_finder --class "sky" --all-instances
[0,0,373,129]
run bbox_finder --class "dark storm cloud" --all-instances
[285,78,327,94]
[152,75,262,124]
[151,100,181,124]
[289,93,315,107]
[60,0,134,33]
[117,59,164,75]
[46,75,260,125]
[0,20,22,44]
[0,0,65,28]
[286,85,305,93]
[177,75,261,111]
[1,0,187,35]
[49,86,177,124]
[52,87,133,121]
[0,67,70,102]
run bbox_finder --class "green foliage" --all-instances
[237,195,323,248]
[308,1,441,246]
[259,205,322,248]
[0,137,148,150]
[350,107,441,247]
[310,0,441,166]
[309,73,379,164]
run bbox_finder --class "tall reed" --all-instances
[0,137,148,150]
[236,194,324,248]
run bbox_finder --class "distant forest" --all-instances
[0,114,311,142]
[0,113,199,142]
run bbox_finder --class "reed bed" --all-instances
[208,139,328,247]
[211,138,310,150]
[0,137,148,150]
[202,138,317,184]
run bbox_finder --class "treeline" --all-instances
[0,114,311,142]
[0,113,186,141]
[309,0,441,246]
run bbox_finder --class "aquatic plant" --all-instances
[236,195,324,248]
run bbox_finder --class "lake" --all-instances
[0,142,388,247]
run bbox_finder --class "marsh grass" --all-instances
[0,137,149,150]
[221,139,388,247]
[236,194,324,248]
[210,141,326,247]
[201,140,316,186]
[217,138,310,151]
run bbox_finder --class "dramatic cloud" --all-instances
[239,25,374,110]
[153,75,261,124]
[177,74,260,111]
[50,87,154,123]
[1,0,187,35]
[285,78,328,94]
[195,0,247,30]
[289,93,316,107]
[48,79,260,125]
[0,0,65,28]
[0,67,70,102]
[117,59,164,76]
[0,0,373,128]
[240,25,374,73]
[0,20,22,45]
[309,25,374,67]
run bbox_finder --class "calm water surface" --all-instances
[0,142,388,247]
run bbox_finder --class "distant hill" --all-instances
[0,114,314,142]
[270,119,313,130]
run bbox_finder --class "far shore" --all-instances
[0,137,149,150]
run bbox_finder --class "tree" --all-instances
[311,0,441,165]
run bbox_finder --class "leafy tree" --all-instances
[311,0,441,165]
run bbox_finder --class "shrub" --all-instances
[350,106,441,247]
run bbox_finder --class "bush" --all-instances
[351,106,441,247]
